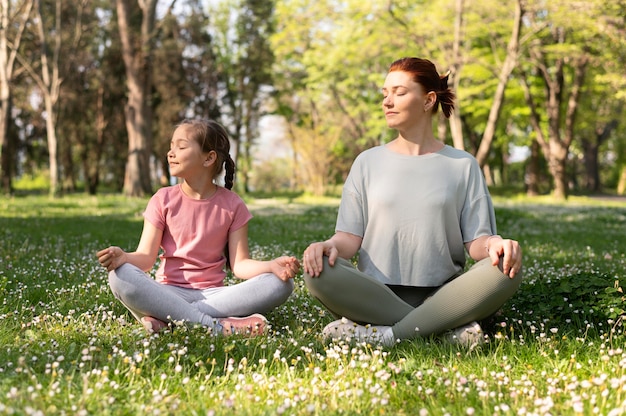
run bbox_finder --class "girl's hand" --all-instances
[96,246,128,272]
[271,256,301,281]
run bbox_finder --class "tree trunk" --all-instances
[618,165,626,196]
[116,0,156,197]
[0,0,11,194]
[525,139,540,196]
[86,83,108,195]
[44,96,61,196]
[474,0,523,167]
[521,44,588,200]
[582,120,617,193]
[33,0,63,197]
[0,96,11,194]
[547,141,569,200]
[0,0,33,194]
[581,137,599,192]
[447,0,464,150]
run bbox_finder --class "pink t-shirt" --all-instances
[143,184,253,289]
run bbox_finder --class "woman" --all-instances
[98,119,300,336]
[302,57,522,347]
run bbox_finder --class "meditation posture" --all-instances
[98,119,300,336]
[302,57,523,347]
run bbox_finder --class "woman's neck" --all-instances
[387,133,444,156]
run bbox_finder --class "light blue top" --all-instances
[336,144,496,287]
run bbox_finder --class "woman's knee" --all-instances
[303,256,348,299]
[472,257,523,283]
[466,258,523,302]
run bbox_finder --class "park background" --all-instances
[0,0,625,200]
[1,0,626,415]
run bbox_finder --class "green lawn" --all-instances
[0,193,625,415]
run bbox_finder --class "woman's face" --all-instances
[381,71,431,130]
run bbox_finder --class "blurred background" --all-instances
[1,0,624,200]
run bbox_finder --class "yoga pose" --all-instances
[302,57,523,347]
[98,119,300,335]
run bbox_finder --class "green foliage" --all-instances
[513,271,625,326]
[13,172,50,192]
[5,0,626,198]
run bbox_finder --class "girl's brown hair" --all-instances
[177,119,236,189]
[388,57,455,119]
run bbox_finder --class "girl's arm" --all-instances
[228,224,300,281]
[97,219,163,272]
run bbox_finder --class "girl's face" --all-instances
[381,71,433,130]
[167,126,211,179]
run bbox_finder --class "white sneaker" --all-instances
[445,321,485,348]
[322,317,395,347]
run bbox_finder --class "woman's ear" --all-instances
[424,91,437,112]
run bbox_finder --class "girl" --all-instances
[302,58,523,347]
[98,119,300,336]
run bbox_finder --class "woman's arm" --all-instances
[228,225,300,281]
[465,234,522,278]
[97,219,162,272]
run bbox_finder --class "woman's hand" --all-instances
[303,232,362,277]
[486,236,522,278]
[303,241,338,277]
[270,256,301,281]
[96,246,128,272]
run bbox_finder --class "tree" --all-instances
[0,0,32,194]
[152,1,219,186]
[53,1,110,194]
[271,0,401,193]
[518,0,610,200]
[14,0,92,197]
[446,0,464,150]
[473,0,523,173]
[116,0,162,196]
[594,0,626,195]
[211,0,275,193]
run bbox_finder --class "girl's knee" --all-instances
[277,274,295,298]
[259,272,295,299]
[107,263,146,301]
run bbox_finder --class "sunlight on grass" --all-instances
[0,194,625,414]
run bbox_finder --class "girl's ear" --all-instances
[203,150,217,167]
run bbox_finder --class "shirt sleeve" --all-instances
[460,158,497,242]
[228,194,253,233]
[143,190,166,230]
[335,157,367,237]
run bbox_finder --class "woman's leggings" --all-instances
[304,257,522,340]
[109,263,294,329]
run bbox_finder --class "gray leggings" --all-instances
[304,257,522,340]
[109,263,294,329]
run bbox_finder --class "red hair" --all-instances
[388,57,455,118]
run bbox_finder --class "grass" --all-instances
[0,193,625,415]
